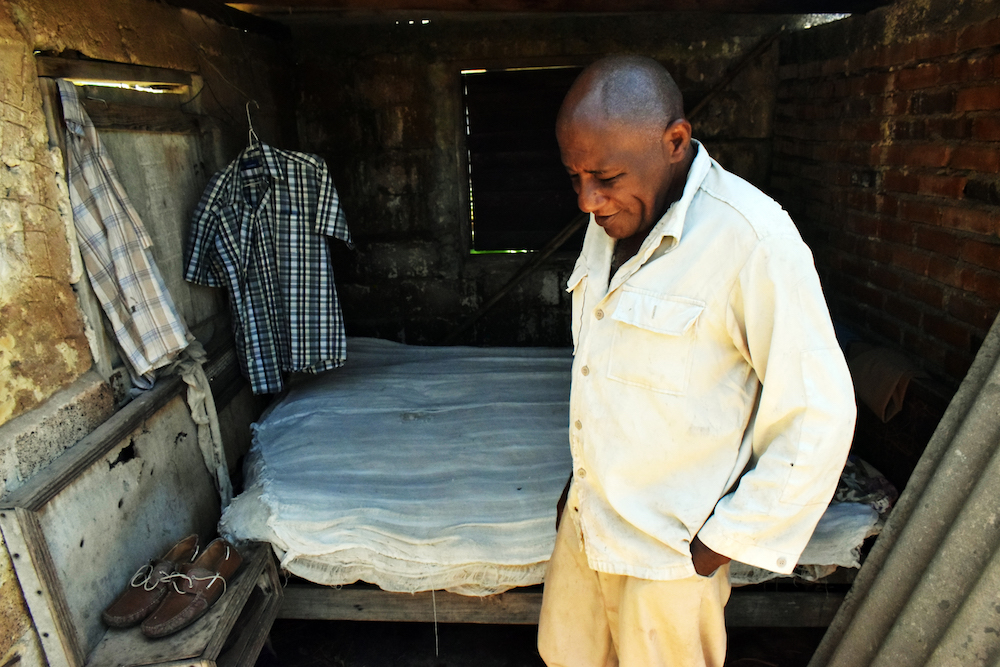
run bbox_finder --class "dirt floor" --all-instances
[258,619,827,666]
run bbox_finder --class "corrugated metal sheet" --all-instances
[810,316,1000,667]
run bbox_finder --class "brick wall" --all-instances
[772,4,1000,387]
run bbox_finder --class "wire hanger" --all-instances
[246,100,261,147]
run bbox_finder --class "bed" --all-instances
[219,337,894,626]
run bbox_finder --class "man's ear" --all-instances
[662,119,692,163]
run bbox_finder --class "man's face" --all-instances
[557,118,676,241]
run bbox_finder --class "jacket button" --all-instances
[595,309,604,320]
[581,366,590,376]
[574,420,582,430]
[577,467,587,479]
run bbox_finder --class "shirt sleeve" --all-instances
[184,171,225,287]
[696,232,857,574]
[313,160,353,247]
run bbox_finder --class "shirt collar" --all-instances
[232,142,286,182]
[226,142,287,204]
[56,79,88,138]
[642,139,712,254]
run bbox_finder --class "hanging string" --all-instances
[432,589,440,657]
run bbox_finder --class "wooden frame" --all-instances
[277,581,847,627]
[0,352,260,667]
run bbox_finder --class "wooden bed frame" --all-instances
[275,577,849,628]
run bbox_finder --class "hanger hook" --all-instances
[246,100,261,146]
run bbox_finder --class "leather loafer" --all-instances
[102,534,200,628]
[140,538,242,638]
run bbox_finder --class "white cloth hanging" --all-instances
[57,79,189,386]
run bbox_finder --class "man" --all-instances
[537,55,856,667]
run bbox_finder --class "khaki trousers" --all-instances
[537,506,731,667]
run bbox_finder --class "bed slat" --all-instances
[277,584,846,627]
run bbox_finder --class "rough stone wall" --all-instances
[0,2,292,664]
[772,0,1000,387]
[0,9,91,428]
[292,13,791,346]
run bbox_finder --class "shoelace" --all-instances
[128,563,162,591]
[126,544,201,592]
[162,570,227,595]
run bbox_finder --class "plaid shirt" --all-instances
[184,143,352,394]
[58,80,189,385]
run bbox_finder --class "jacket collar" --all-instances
[641,139,712,256]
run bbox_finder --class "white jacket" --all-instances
[566,141,857,580]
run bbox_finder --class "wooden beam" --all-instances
[279,585,544,625]
[36,57,193,89]
[160,0,291,38]
[726,590,847,627]
[0,350,237,512]
[278,583,847,627]
[233,0,888,14]
[78,99,202,134]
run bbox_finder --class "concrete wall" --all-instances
[291,12,796,346]
[772,0,1000,388]
[0,1,291,663]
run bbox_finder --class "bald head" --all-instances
[557,55,685,136]
[556,55,695,242]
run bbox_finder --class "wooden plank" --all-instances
[38,395,220,657]
[80,100,202,135]
[278,585,544,625]
[278,583,846,627]
[215,558,284,667]
[0,350,236,512]
[200,545,273,659]
[0,511,78,667]
[234,0,890,12]
[726,590,847,628]
[160,0,290,39]
[15,509,86,665]
[38,77,68,155]
[0,376,184,512]
[36,57,193,89]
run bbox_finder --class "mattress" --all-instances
[220,338,575,595]
[220,338,895,595]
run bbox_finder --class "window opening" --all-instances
[462,65,583,254]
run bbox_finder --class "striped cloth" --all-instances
[184,143,352,395]
[58,80,189,386]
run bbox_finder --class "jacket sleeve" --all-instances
[696,232,857,574]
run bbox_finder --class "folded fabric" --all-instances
[849,344,927,422]
[220,338,574,596]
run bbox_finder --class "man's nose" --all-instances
[577,181,606,213]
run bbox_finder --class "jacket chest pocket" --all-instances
[608,289,705,396]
